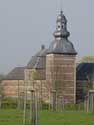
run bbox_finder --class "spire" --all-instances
[53,11,70,39]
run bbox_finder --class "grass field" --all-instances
[0,109,94,125]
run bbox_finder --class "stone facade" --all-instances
[46,54,76,104]
[1,79,49,103]
[24,69,49,102]
[1,80,24,97]
[25,68,46,81]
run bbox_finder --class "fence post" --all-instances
[29,89,38,125]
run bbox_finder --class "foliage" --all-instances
[80,56,94,63]
[0,74,5,81]
[64,103,84,111]
[31,69,38,80]
[1,98,30,109]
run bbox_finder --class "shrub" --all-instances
[1,97,30,109]
[64,103,84,111]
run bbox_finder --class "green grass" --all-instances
[0,109,94,125]
[0,109,23,125]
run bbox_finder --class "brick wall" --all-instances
[25,68,46,80]
[1,80,25,97]
[46,54,76,104]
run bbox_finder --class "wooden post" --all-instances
[0,95,2,108]
[49,91,51,111]
[20,92,24,110]
[23,87,27,125]
[84,96,87,112]
[29,89,38,125]
[51,90,57,111]
[18,80,20,109]
[85,90,94,113]
[58,96,64,111]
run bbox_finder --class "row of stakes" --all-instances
[23,89,65,125]
[23,89,38,125]
[0,89,94,125]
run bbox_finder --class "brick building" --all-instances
[1,67,25,97]
[25,10,77,104]
[1,11,78,104]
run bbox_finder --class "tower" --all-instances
[46,11,77,104]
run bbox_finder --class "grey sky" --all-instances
[0,0,94,74]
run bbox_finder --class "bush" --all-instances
[42,102,49,110]
[1,97,30,109]
[1,98,17,108]
[64,103,84,111]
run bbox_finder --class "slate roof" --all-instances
[76,63,94,81]
[47,11,77,55]
[4,67,25,80]
[47,38,77,55]
[27,45,47,69]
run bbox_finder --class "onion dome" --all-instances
[27,45,47,69]
[47,11,77,55]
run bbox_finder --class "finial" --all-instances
[41,44,45,50]
[60,10,63,15]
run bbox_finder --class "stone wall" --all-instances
[1,79,49,103]
[25,80,49,103]
[46,54,76,104]
[24,68,49,102]
[25,68,46,80]
[1,80,24,97]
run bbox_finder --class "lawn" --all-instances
[0,109,94,125]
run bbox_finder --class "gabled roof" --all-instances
[4,67,25,80]
[76,63,94,81]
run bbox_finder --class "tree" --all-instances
[0,74,5,108]
[80,56,94,63]
[0,74,5,96]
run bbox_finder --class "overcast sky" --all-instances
[0,0,94,74]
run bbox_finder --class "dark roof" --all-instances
[47,38,77,55]
[27,45,47,69]
[4,67,25,80]
[76,63,94,81]
[47,11,77,55]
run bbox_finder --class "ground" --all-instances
[0,109,94,125]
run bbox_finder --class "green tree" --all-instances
[31,69,38,80]
[80,56,94,63]
[0,74,5,108]
[0,74,5,96]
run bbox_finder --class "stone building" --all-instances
[46,11,77,104]
[24,45,49,102]
[1,11,78,104]
[25,10,77,104]
[1,67,25,97]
